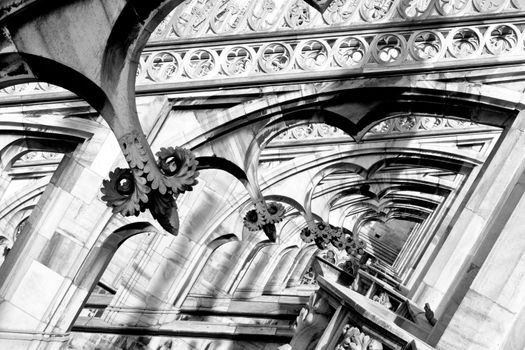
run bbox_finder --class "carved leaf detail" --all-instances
[258,201,286,224]
[120,131,149,170]
[243,201,286,238]
[101,168,149,216]
[243,209,261,231]
[148,191,179,235]
[145,161,168,194]
[157,146,199,194]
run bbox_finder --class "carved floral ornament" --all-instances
[243,200,286,231]
[101,131,199,234]
[149,0,524,40]
[300,222,366,255]
[271,117,480,142]
[335,325,383,350]
[372,292,393,310]
[275,123,346,140]
[18,151,63,163]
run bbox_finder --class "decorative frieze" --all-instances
[271,117,481,142]
[4,22,525,96]
[149,0,524,41]
[136,21,525,89]
[17,151,63,163]
[274,123,347,141]
[0,82,61,96]
[365,116,480,136]
[141,23,524,80]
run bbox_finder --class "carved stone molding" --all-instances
[17,151,63,163]
[135,21,525,90]
[335,325,383,350]
[289,290,332,350]
[366,115,480,137]
[372,292,393,310]
[274,123,347,141]
[5,22,525,96]
[300,266,318,285]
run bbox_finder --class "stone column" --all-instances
[412,110,525,313]
[435,167,525,349]
[0,124,118,350]
[0,171,11,203]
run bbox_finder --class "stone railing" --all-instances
[137,21,525,89]
[280,275,436,350]
[3,19,525,97]
[312,257,435,342]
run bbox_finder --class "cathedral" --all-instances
[0,0,524,349]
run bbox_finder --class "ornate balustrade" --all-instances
[280,275,435,350]
[136,20,525,90]
[313,257,434,341]
[4,18,525,97]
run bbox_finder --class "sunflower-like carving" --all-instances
[260,201,286,224]
[243,209,261,231]
[300,227,315,243]
[243,201,286,232]
[106,133,201,235]
[157,147,199,194]
[101,168,149,216]
[312,222,332,243]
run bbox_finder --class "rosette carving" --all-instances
[300,227,315,243]
[101,168,149,216]
[301,221,366,257]
[314,222,332,245]
[156,146,199,194]
[243,209,261,231]
[259,201,286,224]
